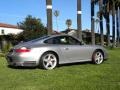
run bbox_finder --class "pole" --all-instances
[46,0,53,35]
[77,0,82,40]
[91,0,95,45]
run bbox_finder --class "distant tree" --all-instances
[18,15,44,30]
[66,19,72,30]
[17,15,47,41]
[54,10,59,31]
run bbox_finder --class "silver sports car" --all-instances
[6,35,108,70]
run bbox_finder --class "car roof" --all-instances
[49,34,75,38]
[46,34,82,42]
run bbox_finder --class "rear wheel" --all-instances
[92,51,104,64]
[39,52,57,70]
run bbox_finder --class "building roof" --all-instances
[0,23,18,29]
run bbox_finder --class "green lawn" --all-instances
[0,49,120,90]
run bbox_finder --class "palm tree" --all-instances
[54,10,59,31]
[119,5,120,46]
[98,0,104,46]
[77,0,82,40]
[104,0,111,46]
[95,0,120,47]
[116,4,119,47]
[66,19,72,30]
[95,18,100,33]
[115,0,120,47]
[91,0,95,45]
[94,0,104,46]
[46,0,53,35]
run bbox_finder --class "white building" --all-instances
[0,23,23,35]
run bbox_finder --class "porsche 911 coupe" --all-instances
[6,35,108,70]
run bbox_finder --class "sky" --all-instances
[0,0,92,31]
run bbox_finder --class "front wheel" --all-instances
[39,52,57,70]
[92,51,104,64]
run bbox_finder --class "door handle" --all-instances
[64,48,69,50]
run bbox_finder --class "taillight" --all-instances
[15,47,31,53]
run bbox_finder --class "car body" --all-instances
[6,35,108,70]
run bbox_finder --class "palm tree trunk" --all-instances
[118,6,120,46]
[100,15,104,46]
[77,0,82,40]
[91,0,95,45]
[99,0,104,46]
[116,7,119,47]
[46,0,53,35]
[112,2,116,47]
[106,1,111,46]
[106,13,110,46]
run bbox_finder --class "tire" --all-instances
[39,52,57,70]
[92,51,104,64]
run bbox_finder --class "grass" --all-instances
[0,49,120,90]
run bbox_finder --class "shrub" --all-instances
[0,53,5,57]
[2,42,13,53]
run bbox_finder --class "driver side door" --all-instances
[57,36,91,63]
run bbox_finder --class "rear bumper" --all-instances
[6,55,38,67]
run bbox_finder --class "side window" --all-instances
[44,37,61,44]
[44,36,81,45]
[44,38,54,44]
[68,36,81,45]
[59,36,69,44]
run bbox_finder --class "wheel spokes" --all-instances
[44,59,49,62]
[95,52,103,64]
[43,54,57,69]
[46,62,50,67]
[49,61,53,66]
[48,54,52,60]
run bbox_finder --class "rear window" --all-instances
[30,36,50,42]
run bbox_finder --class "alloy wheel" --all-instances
[94,51,104,64]
[42,53,57,70]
